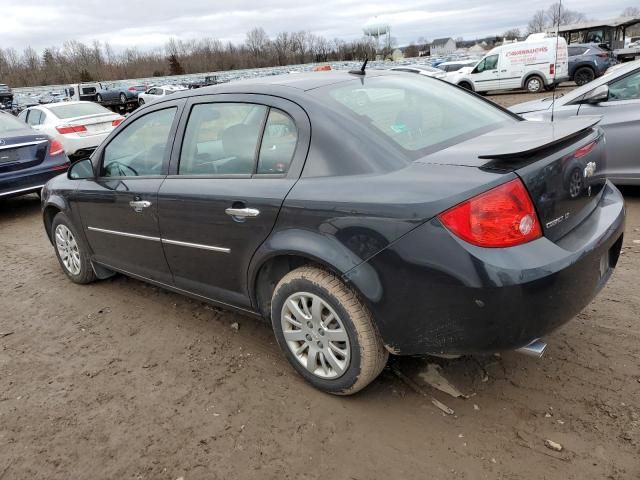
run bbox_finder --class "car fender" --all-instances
[41,192,70,244]
[247,227,384,311]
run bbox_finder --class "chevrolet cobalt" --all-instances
[41,71,624,394]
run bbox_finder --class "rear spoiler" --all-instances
[477,116,601,160]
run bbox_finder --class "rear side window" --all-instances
[102,107,176,177]
[27,110,43,126]
[179,103,267,176]
[257,109,298,174]
[314,75,512,159]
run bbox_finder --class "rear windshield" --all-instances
[313,75,513,159]
[48,102,111,119]
[0,113,28,133]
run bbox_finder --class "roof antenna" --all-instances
[349,58,368,75]
[551,0,562,122]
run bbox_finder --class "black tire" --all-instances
[119,93,127,104]
[574,67,595,86]
[271,266,388,395]
[525,75,544,93]
[458,82,473,91]
[96,94,103,103]
[51,212,96,284]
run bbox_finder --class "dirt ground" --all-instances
[1,89,639,480]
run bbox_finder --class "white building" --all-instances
[430,37,457,56]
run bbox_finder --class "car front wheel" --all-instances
[271,266,388,395]
[52,212,96,284]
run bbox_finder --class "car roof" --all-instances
[439,60,476,65]
[152,70,392,105]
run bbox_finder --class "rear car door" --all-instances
[470,54,500,91]
[158,94,310,308]
[75,101,184,283]
[578,69,640,182]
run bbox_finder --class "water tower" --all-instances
[363,16,391,56]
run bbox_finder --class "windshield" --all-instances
[313,75,513,159]
[0,112,29,133]
[48,102,111,119]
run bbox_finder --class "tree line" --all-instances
[0,28,380,88]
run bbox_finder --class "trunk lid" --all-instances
[0,131,49,173]
[419,117,606,242]
[61,113,119,137]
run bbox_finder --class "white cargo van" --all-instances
[446,36,569,93]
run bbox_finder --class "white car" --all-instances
[437,60,477,73]
[18,101,123,158]
[390,64,447,80]
[138,85,187,106]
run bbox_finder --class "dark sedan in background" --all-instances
[0,111,69,199]
[41,71,624,394]
[568,43,613,86]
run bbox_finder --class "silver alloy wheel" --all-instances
[281,292,351,379]
[527,77,542,93]
[55,224,81,275]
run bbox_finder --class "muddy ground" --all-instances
[1,89,639,480]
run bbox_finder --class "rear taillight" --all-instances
[438,179,542,248]
[49,139,65,156]
[56,124,87,134]
[128,86,137,91]
[597,52,609,59]
[574,141,596,159]
[112,118,124,127]
[549,63,555,75]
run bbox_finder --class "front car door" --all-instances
[74,100,184,283]
[578,68,640,183]
[470,54,500,92]
[157,94,310,309]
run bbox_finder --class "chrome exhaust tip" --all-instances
[516,339,547,358]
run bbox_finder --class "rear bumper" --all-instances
[345,181,625,355]
[0,162,68,198]
[58,132,109,156]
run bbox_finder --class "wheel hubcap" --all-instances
[281,292,350,379]
[55,225,81,275]
[529,79,541,92]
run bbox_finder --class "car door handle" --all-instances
[129,200,151,212]
[501,69,507,72]
[225,207,260,218]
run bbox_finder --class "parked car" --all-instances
[0,84,13,110]
[18,101,124,159]
[138,85,188,105]
[568,43,612,86]
[437,60,477,72]
[447,36,569,93]
[10,94,40,115]
[0,111,69,199]
[38,91,68,104]
[95,83,146,105]
[187,75,228,89]
[510,60,640,185]
[389,64,447,79]
[41,71,624,394]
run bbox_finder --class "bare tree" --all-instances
[527,10,548,34]
[622,7,640,16]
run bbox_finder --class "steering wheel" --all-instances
[106,160,138,177]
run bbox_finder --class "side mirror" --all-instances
[583,85,609,104]
[67,158,94,180]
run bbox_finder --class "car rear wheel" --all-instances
[271,266,388,395]
[574,67,595,86]
[52,213,96,284]
[96,94,103,103]
[119,93,127,104]
[139,98,145,106]
[525,75,544,93]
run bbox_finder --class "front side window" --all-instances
[179,103,267,175]
[101,107,176,177]
[608,70,640,101]
[257,109,298,174]
[315,75,512,158]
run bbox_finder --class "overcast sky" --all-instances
[1,0,633,52]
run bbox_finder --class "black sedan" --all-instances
[0,111,69,199]
[41,71,624,394]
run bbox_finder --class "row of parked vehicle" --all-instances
[393,35,614,94]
